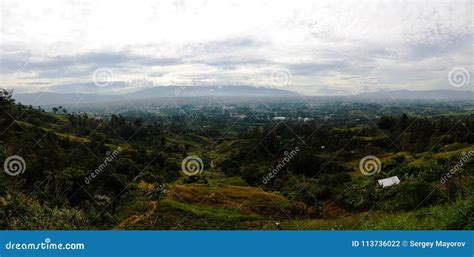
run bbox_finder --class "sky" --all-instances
[1,0,473,95]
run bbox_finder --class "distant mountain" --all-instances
[128,85,299,98]
[12,92,125,106]
[46,81,133,94]
[13,86,300,106]
[353,90,473,101]
[12,88,473,107]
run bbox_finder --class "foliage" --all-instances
[1,90,473,229]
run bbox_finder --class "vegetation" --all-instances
[1,89,473,230]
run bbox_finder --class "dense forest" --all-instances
[1,89,473,230]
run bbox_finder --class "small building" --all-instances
[272,117,286,121]
[377,176,400,188]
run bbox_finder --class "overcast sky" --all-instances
[1,0,473,95]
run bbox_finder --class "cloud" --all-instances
[1,0,472,94]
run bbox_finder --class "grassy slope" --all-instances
[282,196,473,230]
[115,181,298,230]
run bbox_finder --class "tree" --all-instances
[399,113,409,132]
[220,159,240,177]
[378,116,397,130]
[0,90,15,140]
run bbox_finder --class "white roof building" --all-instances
[377,176,400,188]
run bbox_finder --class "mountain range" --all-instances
[11,86,473,106]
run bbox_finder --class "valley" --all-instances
[1,89,473,230]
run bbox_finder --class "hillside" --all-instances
[1,89,473,230]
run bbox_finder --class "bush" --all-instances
[384,180,444,212]
[336,178,378,211]
[444,197,474,230]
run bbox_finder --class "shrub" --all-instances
[384,180,444,212]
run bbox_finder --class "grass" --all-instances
[345,151,414,173]
[345,144,474,174]
[116,180,293,229]
[55,132,91,143]
[114,196,150,222]
[281,212,371,230]
[15,120,91,143]
[15,120,131,149]
[281,197,473,230]
[441,143,471,152]
[166,183,289,215]
[432,145,474,159]
[208,176,248,187]
[160,199,262,221]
